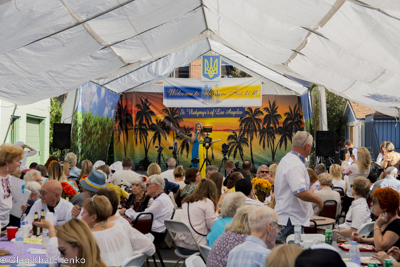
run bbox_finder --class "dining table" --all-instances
[310,215,336,229]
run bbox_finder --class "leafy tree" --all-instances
[149,119,168,146]
[239,107,263,166]
[227,130,249,162]
[326,90,347,149]
[115,102,133,156]
[229,66,252,78]
[176,126,192,158]
[50,97,63,157]
[162,107,183,140]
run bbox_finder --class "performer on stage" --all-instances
[191,122,222,177]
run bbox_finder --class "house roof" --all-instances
[1,0,400,117]
[349,100,396,120]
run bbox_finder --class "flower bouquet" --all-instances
[252,178,272,202]
[61,182,77,199]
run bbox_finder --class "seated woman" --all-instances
[24,181,41,215]
[120,176,152,213]
[24,170,43,185]
[180,167,201,198]
[40,218,107,267]
[175,179,218,255]
[312,173,341,217]
[59,161,79,191]
[308,168,320,193]
[207,192,246,247]
[96,188,131,226]
[207,205,257,267]
[173,165,186,189]
[330,164,347,194]
[352,187,400,251]
[371,246,400,266]
[333,177,371,238]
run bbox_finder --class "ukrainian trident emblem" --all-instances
[201,55,221,81]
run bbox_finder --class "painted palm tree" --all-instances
[176,126,192,158]
[149,119,168,146]
[277,122,294,151]
[135,97,155,127]
[115,102,133,156]
[263,100,282,129]
[239,107,263,166]
[227,130,249,162]
[259,125,278,161]
[262,100,283,161]
[134,97,155,166]
[283,103,304,134]
[161,107,183,140]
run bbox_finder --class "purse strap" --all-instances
[187,202,207,236]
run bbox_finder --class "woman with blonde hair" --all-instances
[173,165,186,188]
[147,162,161,176]
[266,244,303,267]
[342,147,371,212]
[78,159,93,182]
[268,163,278,182]
[0,144,24,229]
[176,179,219,255]
[38,218,107,267]
[330,164,346,194]
[381,141,400,174]
[376,141,387,165]
[48,161,63,181]
[207,205,257,267]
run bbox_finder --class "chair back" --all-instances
[199,244,211,263]
[164,220,202,252]
[185,254,206,267]
[173,209,182,221]
[121,253,147,267]
[132,212,153,235]
[304,219,317,233]
[333,187,344,197]
[357,222,374,238]
[318,200,337,220]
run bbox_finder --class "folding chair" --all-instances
[357,222,374,238]
[304,219,317,233]
[199,244,211,263]
[132,212,153,235]
[318,200,338,227]
[121,253,147,267]
[164,219,202,267]
[185,254,206,267]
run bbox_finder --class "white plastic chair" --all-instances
[164,220,201,266]
[185,254,206,267]
[199,244,211,262]
[121,253,147,267]
[286,234,325,244]
[345,262,360,267]
[357,222,374,238]
[173,208,182,221]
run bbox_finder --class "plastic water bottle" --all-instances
[42,228,49,249]
[349,241,361,266]
[20,213,30,238]
[294,223,302,246]
[15,229,24,255]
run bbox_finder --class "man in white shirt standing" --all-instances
[26,180,73,227]
[111,157,140,187]
[344,139,358,165]
[160,158,176,182]
[122,175,174,245]
[13,141,36,171]
[275,131,323,242]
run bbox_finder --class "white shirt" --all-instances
[20,150,37,171]
[161,169,175,183]
[0,175,13,226]
[275,153,313,226]
[26,198,74,226]
[379,176,400,195]
[111,169,141,186]
[338,197,371,230]
[110,211,131,227]
[342,161,370,197]
[125,192,174,233]
[348,147,358,165]
[332,179,346,194]
[245,197,264,206]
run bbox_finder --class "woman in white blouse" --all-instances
[330,164,347,194]
[39,195,155,266]
[175,179,219,255]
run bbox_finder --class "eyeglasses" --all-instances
[58,242,76,255]
[301,133,311,146]
[146,183,153,187]
[89,194,97,210]
[260,171,269,173]
[39,190,47,196]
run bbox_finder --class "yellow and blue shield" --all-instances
[202,55,220,81]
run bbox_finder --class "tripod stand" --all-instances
[156,148,166,167]
[218,153,228,173]
[199,145,212,173]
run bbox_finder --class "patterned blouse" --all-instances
[181,182,197,198]
[206,231,248,267]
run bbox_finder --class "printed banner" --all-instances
[70,82,119,165]
[201,55,221,81]
[114,92,304,173]
[178,107,245,117]
[163,77,262,107]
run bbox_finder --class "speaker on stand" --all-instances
[53,123,72,159]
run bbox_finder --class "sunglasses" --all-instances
[58,242,75,255]
[260,171,269,173]
[301,133,311,146]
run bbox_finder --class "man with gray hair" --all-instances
[123,174,174,245]
[370,167,400,196]
[257,165,271,182]
[275,131,323,242]
[227,206,278,266]
[314,164,326,175]
[206,165,218,179]
[161,157,176,182]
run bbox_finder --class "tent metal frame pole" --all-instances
[3,105,17,143]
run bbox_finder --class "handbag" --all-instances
[187,202,207,236]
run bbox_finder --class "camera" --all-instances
[348,147,353,155]
[154,145,163,152]
[222,143,229,155]
[203,126,212,133]
[204,136,212,149]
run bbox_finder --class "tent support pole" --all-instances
[3,105,17,143]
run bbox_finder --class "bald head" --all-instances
[43,180,62,194]
[40,180,62,206]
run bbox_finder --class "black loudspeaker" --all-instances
[53,123,71,149]
[316,131,336,157]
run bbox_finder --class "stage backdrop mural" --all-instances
[71,82,119,165]
[114,92,304,172]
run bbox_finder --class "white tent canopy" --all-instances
[1,0,400,117]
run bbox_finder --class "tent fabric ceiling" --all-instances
[1,0,400,117]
